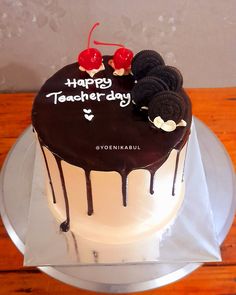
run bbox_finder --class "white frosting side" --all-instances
[44,143,187,246]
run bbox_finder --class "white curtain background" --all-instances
[0,0,236,92]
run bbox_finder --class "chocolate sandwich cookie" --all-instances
[131,76,169,109]
[131,50,165,80]
[147,65,183,92]
[148,91,186,124]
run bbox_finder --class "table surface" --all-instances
[0,89,236,295]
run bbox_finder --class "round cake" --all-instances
[32,47,192,262]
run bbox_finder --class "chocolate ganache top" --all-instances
[32,56,192,174]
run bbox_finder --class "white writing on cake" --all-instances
[46,77,131,108]
[46,91,131,108]
[65,78,112,89]
[95,145,141,151]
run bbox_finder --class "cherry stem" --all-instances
[94,40,124,48]
[87,22,100,48]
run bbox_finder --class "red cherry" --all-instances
[94,40,133,71]
[78,48,102,70]
[78,22,102,71]
[113,47,133,70]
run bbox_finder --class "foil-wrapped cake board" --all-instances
[0,118,235,293]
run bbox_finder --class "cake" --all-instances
[31,24,192,262]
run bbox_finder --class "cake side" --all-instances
[42,142,187,244]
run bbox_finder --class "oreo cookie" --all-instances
[147,65,183,91]
[131,50,165,80]
[148,91,186,124]
[131,76,169,109]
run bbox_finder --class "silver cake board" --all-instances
[0,117,235,293]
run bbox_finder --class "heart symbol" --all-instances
[83,108,92,114]
[84,114,94,121]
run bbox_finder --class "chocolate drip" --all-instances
[85,170,94,216]
[172,150,181,196]
[71,231,80,261]
[39,142,56,204]
[54,155,70,232]
[149,170,155,195]
[181,141,189,182]
[120,171,128,207]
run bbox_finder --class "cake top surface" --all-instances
[32,54,192,173]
